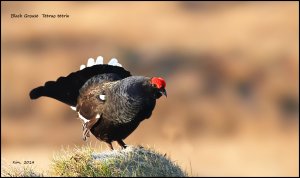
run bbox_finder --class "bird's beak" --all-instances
[160,88,167,97]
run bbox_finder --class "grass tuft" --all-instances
[2,145,187,177]
[1,163,43,177]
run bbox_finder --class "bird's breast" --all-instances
[103,92,155,125]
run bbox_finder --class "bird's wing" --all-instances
[76,81,114,139]
[77,84,105,118]
[29,58,131,106]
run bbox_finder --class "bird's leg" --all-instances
[81,115,101,141]
[117,140,127,149]
[106,142,114,150]
[82,123,90,141]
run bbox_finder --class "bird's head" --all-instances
[150,77,167,99]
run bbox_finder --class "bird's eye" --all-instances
[99,94,106,101]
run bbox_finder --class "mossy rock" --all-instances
[2,145,187,177]
[51,145,187,177]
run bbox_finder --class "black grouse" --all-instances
[29,56,167,150]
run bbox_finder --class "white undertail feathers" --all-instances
[79,56,122,70]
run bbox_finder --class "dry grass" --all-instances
[1,163,43,177]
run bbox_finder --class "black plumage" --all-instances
[29,64,131,106]
[29,58,166,150]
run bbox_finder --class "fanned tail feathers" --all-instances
[29,56,130,106]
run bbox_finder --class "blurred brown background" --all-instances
[1,1,299,176]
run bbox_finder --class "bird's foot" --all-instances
[117,140,127,149]
[106,142,114,150]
